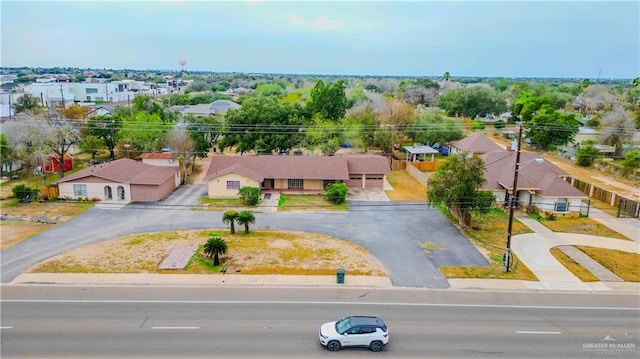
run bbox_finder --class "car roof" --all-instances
[348,316,386,327]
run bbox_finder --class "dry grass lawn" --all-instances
[576,246,640,282]
[440,209,537,280]
[28,229,388,276]
[385,170,427,201]
[531,214,631,240]
[550,247,599,282]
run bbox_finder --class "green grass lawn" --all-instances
[198,197,257,211]
[277,194,348,211]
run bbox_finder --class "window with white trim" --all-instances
[226,181,240,190]
[555,198,569,212]
[288,179,303,189]
[73,184,87,197]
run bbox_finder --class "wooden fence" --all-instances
[566,177,640,218]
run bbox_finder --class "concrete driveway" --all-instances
[0,185,488,288]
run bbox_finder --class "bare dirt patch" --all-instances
[28,229,388,276]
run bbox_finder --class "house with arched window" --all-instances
[54,158,179,203]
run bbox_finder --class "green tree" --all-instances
[13,94,41,113]
[219,96,305,154]
[437,87,507,118]
[575,142,600,167]
[185,115,219,158]
[85,115,122,160]
[324,182,348,204]
[305,80,348,121]
[256,83,286,97]
[305,116,345,156]
[120,112,172,152]
[621,150,640,176]
[524,104,579,150]
[443,71,450,81]
[203,233,228,266]
[237,186,261,206]
[78,135,103,160]
[345,105,377,152]
[222,210,238,234]
[236,210,256,234]
[427,154,495,227]
[471,119,485,130]
[0,134,14,178]
[405,109,464,145]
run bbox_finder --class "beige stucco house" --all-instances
[480,151,588,216]
[203,154,391,198]
[54,158,180,203]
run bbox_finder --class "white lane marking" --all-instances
[152,326,200,330]
[516,331,561,335]
[0,327,14,329]
[3,300,638,311]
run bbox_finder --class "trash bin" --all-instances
[336,268,345,284]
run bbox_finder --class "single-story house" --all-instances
[480,151,588,216]
[170,100,241,117]
[203,154,391,198]
[137,152,179,167]
[54,158,180,203]
[450,133,505,155]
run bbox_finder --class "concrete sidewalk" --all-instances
[7,273,640,293]
[510,215,640,291]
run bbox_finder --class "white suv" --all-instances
[319,316,389,352]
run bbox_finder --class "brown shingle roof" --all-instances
[204,154,390,182]
[452,133,505,154]
[480,151,586,197]
[55,158,178,185]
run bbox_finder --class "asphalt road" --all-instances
[0,184,488,287]
[2,286,638,358]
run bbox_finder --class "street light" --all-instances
[504,124,543,272]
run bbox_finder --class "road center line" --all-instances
[152,326,200,330]
[516,331,561,335]
[0,327,14,329]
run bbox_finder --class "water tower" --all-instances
[178,58,187,73]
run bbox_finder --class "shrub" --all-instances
[493,119,506,129]
[575,142,600,167]
[11,184,38,200]
[324,182,348,204]
[237,186,261,206]
[471,119,485,130]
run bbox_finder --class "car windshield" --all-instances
[335,318,351,334]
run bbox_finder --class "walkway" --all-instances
[510,215,640,291]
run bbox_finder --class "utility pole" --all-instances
[504,122,523,272]
[60,83,65,108]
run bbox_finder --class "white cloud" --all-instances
[311,15,342,31]
[286,13,307,27]
[285,13,341,31]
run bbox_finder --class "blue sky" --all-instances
[2,0,638,78]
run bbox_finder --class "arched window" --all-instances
[117,186,125,201]
[104,186,113,200]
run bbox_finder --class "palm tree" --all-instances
[203,233,227,266]
[236,210,256,234]
[222,210,238,234]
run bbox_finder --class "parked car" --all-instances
[319,316,389,352]
[438,147,449,156]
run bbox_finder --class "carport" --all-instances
[403,145,440,162]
